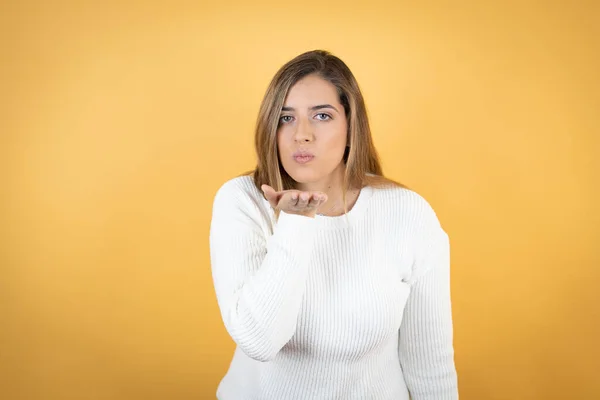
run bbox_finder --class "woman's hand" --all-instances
[261,184,328,218]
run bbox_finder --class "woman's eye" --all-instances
[279,115,293,124]
[316,113,331,121]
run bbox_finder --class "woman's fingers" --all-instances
[262,184,328,216]
[287,192,299,207]
[308,194,322,208]
[297,192,310,208]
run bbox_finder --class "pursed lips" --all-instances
[292,150,315,163]
[293,150,315,158]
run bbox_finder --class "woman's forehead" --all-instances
[284,75,341,108]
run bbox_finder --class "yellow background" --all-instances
[2,1,599,399]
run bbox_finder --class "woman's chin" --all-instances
[287,169,322,184]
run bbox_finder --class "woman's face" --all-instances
[277,74,348,185]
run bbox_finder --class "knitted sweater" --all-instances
[209,175,458,399]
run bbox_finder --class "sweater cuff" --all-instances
[276,211,318,234]
[271,211,318,260]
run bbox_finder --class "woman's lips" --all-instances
[293,151,315,164]
[294,154,314,164]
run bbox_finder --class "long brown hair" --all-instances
[242,49,406,215]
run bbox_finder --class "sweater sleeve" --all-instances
[398,200,459,399]
[209,180,318,362]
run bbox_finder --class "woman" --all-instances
[209,49,459,399]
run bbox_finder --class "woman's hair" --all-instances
[243,49,405,213]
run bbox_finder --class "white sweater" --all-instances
[209,175,458,400]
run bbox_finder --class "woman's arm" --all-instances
[209,180,317,362]
[398,202,459,399]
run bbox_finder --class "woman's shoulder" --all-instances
[212,174,268,219]
[370,184,442,228]
[213,174,262,204]
[365,174,434,212]
[371,183,432,207]
[215,173,257,195]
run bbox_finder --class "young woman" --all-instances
[209,49,459,399]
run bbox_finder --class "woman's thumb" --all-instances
[261,184,276,202]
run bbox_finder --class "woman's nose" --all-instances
[294,119,314,142]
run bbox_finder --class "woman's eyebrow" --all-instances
[281,104,339,113]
